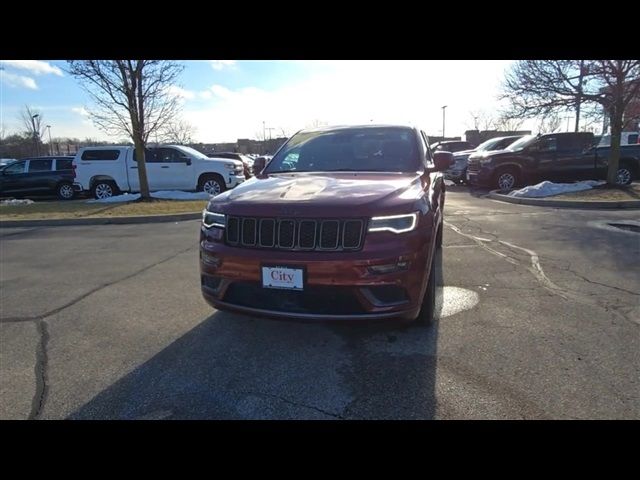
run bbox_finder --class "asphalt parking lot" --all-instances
[1,186,638,419]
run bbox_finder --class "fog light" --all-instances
[368,261,409,274]
[206,228,224,241]
[201,252,221,267]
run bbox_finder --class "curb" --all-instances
[0,211,202,228]
[488,190,640,209]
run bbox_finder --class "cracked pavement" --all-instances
[1,187,639,419]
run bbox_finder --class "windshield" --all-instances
[476,138,505,152]
[506,134,537,151]
[265,127,420,173]
[175,145,210,159]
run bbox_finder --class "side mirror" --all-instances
[253,157,266,174]
[181,156,192,166]
[431,151,454,172]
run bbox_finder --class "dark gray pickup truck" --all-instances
[466,132,640,190]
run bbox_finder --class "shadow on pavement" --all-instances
[69,251,443,420]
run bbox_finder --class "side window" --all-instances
[156,148,179,163]
[28,159,53,172]
[133,148,158,162]
[81,149,120,161]
[56,159,73,170]
[628,134,638,144]
[537,137,557,152]
[4,161,26,174]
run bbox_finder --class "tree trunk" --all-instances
[606,68,626,186]
[133,136,151,200]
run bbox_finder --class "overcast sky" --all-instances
[1,60,547,143]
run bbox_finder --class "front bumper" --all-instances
[226,174,246,189]
[199,224,435,321]
[466,167,493,187]
[444,169,465,182]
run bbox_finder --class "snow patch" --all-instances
[87,190,213,203]
[1,199,35,205]
[508,180,605,198]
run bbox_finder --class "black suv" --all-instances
[0,156,78,200]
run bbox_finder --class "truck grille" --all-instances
[225,216,365,251]
[467,158,480,172]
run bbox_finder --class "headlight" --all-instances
[202,210,225,228]
[368,212,418,234]
[224,163,236,171]
[479,158,493,166]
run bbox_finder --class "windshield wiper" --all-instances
[267,170,312,173]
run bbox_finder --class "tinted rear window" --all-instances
[628,134,638,144]
[28,159,53,172]
[81,150,120,161]
[56,159,73,170]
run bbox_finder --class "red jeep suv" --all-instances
[200,125,452,324]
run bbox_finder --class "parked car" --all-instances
[0,156,78,200]
[429,140,475,153]
[445,135,524,184]
[200,124,453,324]
[466,132,640,190]
[73,145,245,199]
[207,152,254,178]
[0,158,17,167]
[597,131,640,147]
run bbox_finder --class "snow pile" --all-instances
[1,199,35,206]
[508,180,606,198]
[87,190,213,203]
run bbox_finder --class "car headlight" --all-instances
[479,158,493,166]
[368,212,418,234]
[202,210,226,228]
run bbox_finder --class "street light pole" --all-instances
[31,114,40,157]
[46,125,53,155]
[441,105,447,140]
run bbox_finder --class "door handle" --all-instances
[131,166,138,169]
[161,166,169,169]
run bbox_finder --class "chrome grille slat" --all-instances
[278,219,295,248]
[225,216,365,251]
[319,220,340,250]
[241,218,256,246]
[259,218,275,247]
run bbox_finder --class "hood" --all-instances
[208,172,427,217]
[205,157,243,167]
[453,149,476,158]
[469,148,516,160]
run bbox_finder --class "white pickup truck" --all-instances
[73,145,245,199]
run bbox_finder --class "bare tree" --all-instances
[501,60,640,185]
[66,61,184,199]
[537,114,562,134]
[467,110,499,131]
[158,119,196,144]
[494,116,525,132]
[19,105,46,156]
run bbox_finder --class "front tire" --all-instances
[494,167,520,191]
[616,166,634,186]
[92,181,117,200]
[198,174,226,196]
[56,182,75,200]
